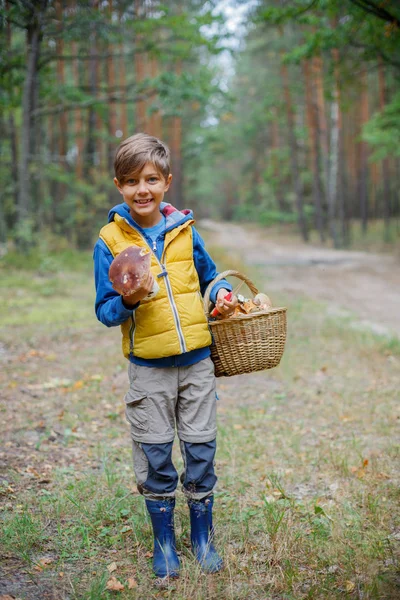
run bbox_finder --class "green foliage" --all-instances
[363,92,400,160]
[0,0,228,248]
[2,0,400,247]
[235,206,298,226]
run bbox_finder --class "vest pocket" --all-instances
[124,389,149,435]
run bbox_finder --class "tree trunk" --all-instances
[134,0,147,131]
[118,5,128,138]
[56,0,67,159]
[378,58,391,240]
[17,2,47,236]
[148,55,162,138]
[337,96,349,246]
[107,0,118,170]
[311,55,329,199]
[359,66,369,234]
[270,111,287,213]
[72,42,84,177]
[85,0,99,176]
[326,43,342,248]
[6,5,19,218]
[280,58,308,241]
[170,107,183,208]
[70,0,83,177]
[147,1,162,138]
[303,60,325,241]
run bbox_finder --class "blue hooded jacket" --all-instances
[93,202,232,368]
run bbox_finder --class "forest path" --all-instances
[199,220,400,339]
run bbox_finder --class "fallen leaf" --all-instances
[107,561,118,573]
[73,380,84,390]
[34,557,54,571]
[42,378,73,390]
[345,580,355,593]
[120,525,132,534]
[90,374,103,381]
[339,415,353,422]
[106,577,124,592]
[233,424,243,430]
[144,551,153,558]
[26,466,40,477]
[127,577,138,589]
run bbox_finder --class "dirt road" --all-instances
[200,220,400,339]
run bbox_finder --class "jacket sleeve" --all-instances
[192,227,232,304]
[93,239,139,327]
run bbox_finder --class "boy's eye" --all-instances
[148,177,159,183]
[126,179,137,185]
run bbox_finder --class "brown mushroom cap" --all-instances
[109,246,151,296]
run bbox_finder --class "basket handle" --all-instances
[203,270,260,317]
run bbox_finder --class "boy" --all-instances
[93,133,237,578]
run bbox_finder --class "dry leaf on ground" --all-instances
[33,557,54,571]
[107,561,118,573]
[127,577,138,589]
[106,577,124,592]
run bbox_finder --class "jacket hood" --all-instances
[107,202,193,232]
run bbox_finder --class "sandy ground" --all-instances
[199,220,400,339]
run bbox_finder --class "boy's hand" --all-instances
[215,288,238,317]
[122,272,155,307]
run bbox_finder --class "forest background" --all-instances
[1,0,400,254]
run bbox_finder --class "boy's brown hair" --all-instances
[114,133,171,184]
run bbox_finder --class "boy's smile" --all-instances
[114,162,172,228]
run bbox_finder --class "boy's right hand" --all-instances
[122,271,155,307]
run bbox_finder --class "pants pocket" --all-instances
[125,389,149,435]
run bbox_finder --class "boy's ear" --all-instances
[114,177,123,194]
[165,173,172,191]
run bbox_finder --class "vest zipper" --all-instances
[124,220,187,354]
[129,313,136,353]
[161,255,187,353]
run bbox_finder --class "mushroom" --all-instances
[253,293,273,310]
[109,246,151,296]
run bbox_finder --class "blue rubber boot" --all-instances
[189,496,223,573]
[145,498,180,578]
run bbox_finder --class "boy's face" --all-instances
[114,162,172,228]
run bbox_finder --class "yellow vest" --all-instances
[99,214,212,360]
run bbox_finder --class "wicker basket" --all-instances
[204,270,287,378]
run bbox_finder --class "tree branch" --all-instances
[350,40,400,68]
[293,0,319,17]
[31,89,158,118]
[38,40,195,69]
[347,0,400,25]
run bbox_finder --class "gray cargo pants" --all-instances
[125,357,218,501]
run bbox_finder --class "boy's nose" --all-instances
[137,181,148,194]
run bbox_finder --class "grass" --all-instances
[0,243,399,599]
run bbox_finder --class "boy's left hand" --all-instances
[215,288,238,317]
